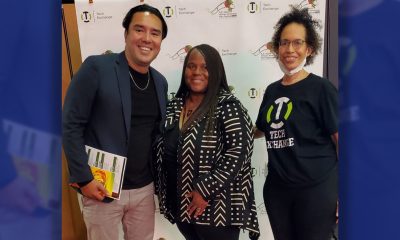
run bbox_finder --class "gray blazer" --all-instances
[63,51,168,185]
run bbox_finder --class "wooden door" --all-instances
[61,3,86,240]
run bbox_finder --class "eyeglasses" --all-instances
[279,39,306,49]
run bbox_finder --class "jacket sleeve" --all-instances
[62,56,98,183]
[192,100,254,200]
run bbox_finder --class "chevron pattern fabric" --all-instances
[156,92,260,239]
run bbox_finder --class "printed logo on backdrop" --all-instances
[248,87,265,99]
[251,163,267,178]
[163,6,174,18]
[294,0,320,14]
[251,42,275,60]
[162,5,196,18]
[229,85,236,94]
[261,1,279,11]
[247,2,260,13]
[80,11,113,23]
[265,97,295,149]
[168,92,176,100]
[209,0,237,18]
[167,45,192,63]
[81,11,93,23]
[220,48,238,57]
[247,1,279,13]
[174,46,238,64]
[248,88,258,99]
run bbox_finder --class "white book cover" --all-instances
[85,145,126,200]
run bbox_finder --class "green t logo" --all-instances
[266,97,293,129]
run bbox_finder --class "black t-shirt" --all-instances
[256,73,338,187]
[123,67,160,189]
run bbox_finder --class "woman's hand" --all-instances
[253,127,265,139]
[186,190,208,219]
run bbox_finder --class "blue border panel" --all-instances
[339,0,400,239]
[0,1,61,239]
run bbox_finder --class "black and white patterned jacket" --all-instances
[156,92,260,239]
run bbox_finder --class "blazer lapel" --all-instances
[115,52,131,138]
[150,67,166,129]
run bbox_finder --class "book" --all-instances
[4,119,60,211]
[85,145,126,200]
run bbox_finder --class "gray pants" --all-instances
[81,182,155,240]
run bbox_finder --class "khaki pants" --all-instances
[81,182,155,240]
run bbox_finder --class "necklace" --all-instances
[181,106,193,124]
[129,71,150,91]
[186,109,193,117]
[180,97,202,129]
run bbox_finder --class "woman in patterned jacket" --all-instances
[156,44,260,240]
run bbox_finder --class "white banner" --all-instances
[74,1,326,239]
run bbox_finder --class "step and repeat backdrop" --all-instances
[74,0,326,239]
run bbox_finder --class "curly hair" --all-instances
[271,7,322,65]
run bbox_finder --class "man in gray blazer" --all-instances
[62,4,168,240]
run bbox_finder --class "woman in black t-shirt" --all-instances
[254,7,338,240]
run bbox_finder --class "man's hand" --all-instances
[81,179,109,201]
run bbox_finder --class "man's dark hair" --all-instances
[122,4,168,39]
[271,7,322,65]
[176,44,230,133]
